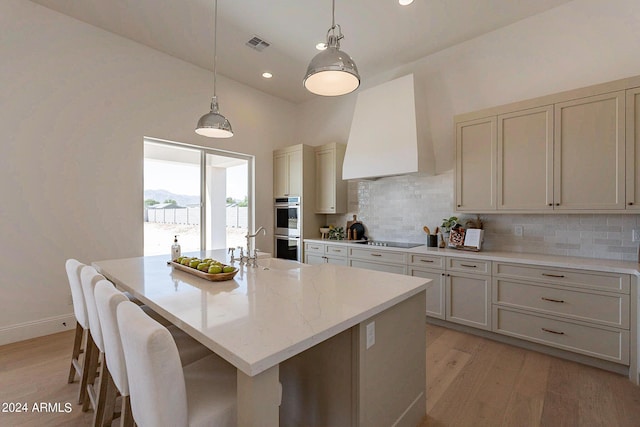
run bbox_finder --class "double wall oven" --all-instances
[274,197,301,261]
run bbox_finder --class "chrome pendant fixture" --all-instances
[196,0,233,138]
[303,0,360,96]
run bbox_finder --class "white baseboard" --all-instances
[0,314,77,346]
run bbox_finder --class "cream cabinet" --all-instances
[497,106,554,210]
[274,146,303,197]
[455,79,629,213]
[455,117,497,211]
[348,247,407,275]
[553,91,625,210]
[492,261,631,365]
[304,242,348,266]
[315,143,347,214]
[409,254,445,319]
[626,87,640,210]
[445,258,491,330]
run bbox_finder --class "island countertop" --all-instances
[93,250,428,377]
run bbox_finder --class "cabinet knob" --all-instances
[457,204,461,208]
[555,203,560,206]
[629,202,634,206]
[548,203,553,207]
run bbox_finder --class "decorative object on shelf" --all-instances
[320,227,330,239]
[328,226,345,240]
[195,0,233,138]
[303,0,360,96]
[440,216,458,233]
[464,216,484,230]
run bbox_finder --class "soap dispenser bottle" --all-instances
[171,235,181,260]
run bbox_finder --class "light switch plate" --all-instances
[514,226,523,237]
[633,229,640,242]
[366,322,375,349]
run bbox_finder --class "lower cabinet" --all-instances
[446,272,491,330]
[304,242,349,265]
[348,247,408,275]
[409,267,445,319]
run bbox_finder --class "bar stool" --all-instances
[117,301,237,427]
[94,280,221,427]
[65,259,95,406]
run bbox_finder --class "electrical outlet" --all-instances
[366,322,375,349]
[514,226,523,237]
[633,229,640,242]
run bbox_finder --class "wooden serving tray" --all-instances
[168,261,239,282]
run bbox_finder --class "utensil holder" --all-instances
[427,235,438,247]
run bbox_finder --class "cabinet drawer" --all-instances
[493,262,630,293]
[446,257,490,275]
[304,242,325,255]
[494,307,629,365]
[349,259,407,275]
[325,245,347,257]
[409,254,445,269]
[493,279,629,329]
[348,248,407,265]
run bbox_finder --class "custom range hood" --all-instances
[343,73,434,180]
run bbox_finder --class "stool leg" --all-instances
[82,336,99,411]
[68,323,84,383]
[93,355,117,427]
[78,332,96,405]
[120,396,135,427]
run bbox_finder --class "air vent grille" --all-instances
[245,35,270,52]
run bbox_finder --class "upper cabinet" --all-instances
[273,145,303,197]
[626,87,640,211]
[315,143,347,214]
[554,92,625,210]
[455,117,497,211]
[455,76,635,213]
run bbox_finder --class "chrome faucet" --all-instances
[245,226,266,266]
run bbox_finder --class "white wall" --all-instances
[302,0,640,260]
[0,0,296,344]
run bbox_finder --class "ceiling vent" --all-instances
[245,35,270,52]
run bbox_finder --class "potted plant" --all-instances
[440,216,458,248]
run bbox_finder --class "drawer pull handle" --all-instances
[311,246,319,250]
[420,259,434,263]
[460,264,477,268]
[542,273,565,278]
[541,297,565,303]
[541,328,565,335]
[371,253,382,257]
[331,249,340,252]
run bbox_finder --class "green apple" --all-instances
[222,265,235,273]
[202,258,213,264]
[175,256,185,264]
[208,265,223,274]
[180,257,191,266]
[189,259,201,268]
[197,263,210,272]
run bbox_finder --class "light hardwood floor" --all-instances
[1,324,640,426]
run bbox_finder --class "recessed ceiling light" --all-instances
[399,0,414,5]
[315,43,327,51]
[262,72,273,79]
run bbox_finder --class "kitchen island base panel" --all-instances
[237,364,281,426]
[279,291,427,427]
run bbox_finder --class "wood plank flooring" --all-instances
[1,324,640,426]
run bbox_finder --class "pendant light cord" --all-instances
[213,0,218,96]
[331,0,335,29]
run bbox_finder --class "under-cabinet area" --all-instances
[303,239,640,383]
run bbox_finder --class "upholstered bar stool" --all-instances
[94,280,220,427]
[117,301,237,427]
[65,259,95,406]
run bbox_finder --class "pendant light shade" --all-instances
[196,0,233,138]
[303,0,360,96]
[195,96,233,138]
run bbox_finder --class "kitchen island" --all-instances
[93,250,428,427]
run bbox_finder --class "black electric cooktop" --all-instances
[353,240,422,248]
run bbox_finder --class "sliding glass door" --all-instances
[143,139,252,256]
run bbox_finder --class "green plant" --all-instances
[328,226,345,240]
[440,216,458,233]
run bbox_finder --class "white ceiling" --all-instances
[29,0,573,104]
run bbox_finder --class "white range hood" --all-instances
[343,73,434,180]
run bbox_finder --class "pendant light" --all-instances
[196,0,233,138]
[303,0,360,96]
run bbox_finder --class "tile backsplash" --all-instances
[326,170,640,262]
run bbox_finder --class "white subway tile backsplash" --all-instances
[324,170,640,261]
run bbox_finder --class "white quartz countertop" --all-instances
[93,249,427,376]
[304,238,640,275]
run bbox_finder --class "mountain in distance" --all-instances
[144,189,200,207]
